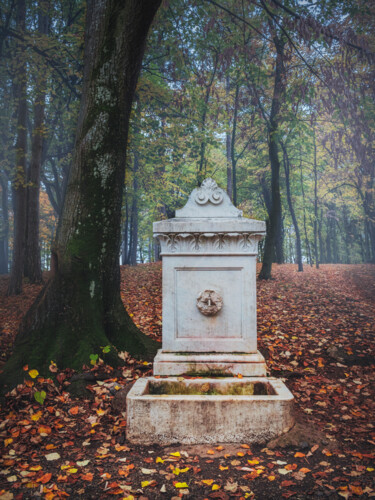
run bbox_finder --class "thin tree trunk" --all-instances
[129,151,139,266]
[24,0,49,283]
[313,128,319,269]
[299,145,312,266]
[318,208,324,263]
[121,196,129,265]
[231,83,239,206]
[259,33,285,279]
[0,175,9,274]
[281,143,303,271]
[8,0,27,296]
[1,0,161,391]
[226,76,232,201]
[197,56,218,186]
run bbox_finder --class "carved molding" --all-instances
[154,232,264,254]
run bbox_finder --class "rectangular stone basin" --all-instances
[126,377,294,445]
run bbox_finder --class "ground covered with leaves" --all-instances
[0,263,374,499]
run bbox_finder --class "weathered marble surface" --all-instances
[154,179,266,354]
[127,377,294,444]
[153,349,267,376]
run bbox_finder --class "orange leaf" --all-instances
[39,473,52,484]
[38,426,52,435]
[81,473,93,481]
[206,450,215,455]
[69,406,79,415]
[241,444,250,449]
[285,463,297,470]
[294,452,305,458]
[299,468,311,474]
[350,485,363,495]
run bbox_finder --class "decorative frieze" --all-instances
[154,231,264,255]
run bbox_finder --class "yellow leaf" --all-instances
[207,449,215,455]
[174,482,188,488]
[67,468,78,473]
[170,452,180,457]
[29,369,39,379]
[237,452,245,457]
[212,484,220,490]
[156,457,164,463]
[4,438,13,447]
[219,465,228,471]
[123,496,134,500]
[367,467,374,472]
[29,466,42,471]
[31,412,42,422]
[268,475,276,481]
[202,479,214,486]
[248,459,259,465]
[141,481,151,488]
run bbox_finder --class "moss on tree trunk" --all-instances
[0,0,161,393]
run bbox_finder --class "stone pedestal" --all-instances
[152,179,266,376]
[126,179,294,444]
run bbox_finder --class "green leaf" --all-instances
[34,390,46,405]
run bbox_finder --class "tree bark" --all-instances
[1,0,161,391]
[226,76,232,201]
[24,0,49,283]
[281,142,303,272]
[0,175,9,274]
[259,32,285,279]
[8,0,27,295]
[313,128,319,269]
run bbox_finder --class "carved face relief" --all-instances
[196,289,223,316]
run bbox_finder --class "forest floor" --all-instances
[0,263,374,500]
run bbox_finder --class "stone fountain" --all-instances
[126,179,294,444]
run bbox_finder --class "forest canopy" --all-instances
[0,0,374,284]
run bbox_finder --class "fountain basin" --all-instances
[126,377,294,444]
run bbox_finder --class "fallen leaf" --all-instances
[174,482,188,488]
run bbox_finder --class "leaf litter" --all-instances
[0,263,374,499]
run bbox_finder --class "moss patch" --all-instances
[148,381,273,396]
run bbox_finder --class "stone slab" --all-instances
[126,377,294,445]
[153,349,267,376]
[153,217,266,235]
[161,255,258,353]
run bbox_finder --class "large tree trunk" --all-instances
[8,0,27,295]
[1,0,161,391]
[259,33,285,279]
[24,0,49,283]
